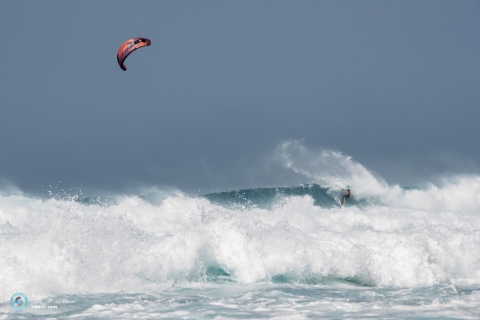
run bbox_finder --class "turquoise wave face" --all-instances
[202,184,362,209]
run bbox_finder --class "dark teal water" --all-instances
[203,183,364,209]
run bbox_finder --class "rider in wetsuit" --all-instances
[341,189,351,207]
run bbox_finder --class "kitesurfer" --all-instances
[341,188,350,207]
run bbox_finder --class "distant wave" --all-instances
[202,184,362,209]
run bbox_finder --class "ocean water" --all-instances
[2,143,480,319]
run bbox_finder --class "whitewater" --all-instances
[1,141,480,319]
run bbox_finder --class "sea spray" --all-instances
[2,179,480,301]
[2,142,480,318]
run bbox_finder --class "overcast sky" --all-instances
[1,1,479,195]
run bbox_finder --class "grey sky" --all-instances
[1,1,479,195]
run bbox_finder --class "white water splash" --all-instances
[275,140,389,199]
[1,142,480,302]
[275,140,480,214]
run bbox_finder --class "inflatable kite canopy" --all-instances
[117,37,151,71]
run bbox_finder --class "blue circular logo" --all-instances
[10,293,28,311]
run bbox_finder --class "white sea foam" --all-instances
[1,182,480,300]
[1,142,480,306]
